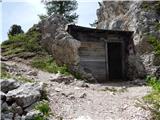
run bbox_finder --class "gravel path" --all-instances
[2,60,152,120]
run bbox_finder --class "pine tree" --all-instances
[43,0,78,23]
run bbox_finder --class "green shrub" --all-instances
[141,1,160,15]
[31,56,70,75]
[33,115,44,120]
[1,30,42,57]
[146,75,160,91]
[148,35,160,56]
[144,76,160,120]
[0,70,11,79]
[35,101,50,116]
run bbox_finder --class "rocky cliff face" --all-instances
[97,1,160,74]
[97,1,160,53]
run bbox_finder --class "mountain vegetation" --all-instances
[40,0,78,22]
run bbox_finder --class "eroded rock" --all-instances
[6,82,43,108]
[0,79,20,93]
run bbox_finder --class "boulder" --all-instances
[27,70,38,76]
[50,75,75,84]
[11,103,23,115]
[73,81,89,88]
[0,79,20,93]
[127,55,146,79]
[21,110,42,120]
[40,15,81,66]
[14,114,22,120]
[6,82,44,108]
[0,91,6,101]
[1,112,13,120]
[1,56,8,61]
[155,67,160,79]
[1,102,9,113]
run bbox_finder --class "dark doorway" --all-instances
[107,42,123,80]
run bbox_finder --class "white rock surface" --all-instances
[6,82,43,108]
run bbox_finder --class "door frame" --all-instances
[104,40,125,81]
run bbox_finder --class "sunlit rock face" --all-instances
[97,1,160,54]
[97,1,160,74]
[39,14,81,66]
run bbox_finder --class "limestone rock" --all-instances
[97,1,160,51]
[39,14,81,65]
[96,1,160,77]
[0,79,20,93]
[1,102,9,112]
[51,75,75,84]
[79,93,87,98]
[14,114,22,120]
[155,67,160,79]
[127,55,146,79]
[1,112,13,120]
[11,103,23,115]
[0,91,6,101]
[22,110,42,120]
[6,82,44,108]
[72,80,89,88]
[27,70,38,76]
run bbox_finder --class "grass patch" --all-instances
[1,29,44,58]
[101,87,128,93]
[143,76,160,120]
[31,56,70,76]
[1,63,33,82]
[35,100,50,116]
[1,63,11,79]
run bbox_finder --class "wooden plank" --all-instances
[80,42,105,49]
[105,43,109,81]
[80,57,105,62]
[79,41,106,82]
[79,51,105,57]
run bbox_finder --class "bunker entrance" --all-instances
[107,42,123,80]
[67,25,134,82]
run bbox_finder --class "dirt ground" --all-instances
[2,60,151,120]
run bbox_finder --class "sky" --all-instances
[0,0,100,42]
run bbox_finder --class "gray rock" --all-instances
[69,95,75,100]
[79,93,87,98]
[1,102,9,112]
[0,79,20,93]
[12,103,23,115]
[1,112,13,120]
[155,67,160,79]
[24,102,37,113]
[6,82,44,108]
[40,15,80,66]
[61,91,74,97]
[127,55,146,79]
[27,70,38,76]
[14,114,22,120]
[0,91,6,101]
[96,1,160,76]
[1,56,9,61]
[51,75,75,84]
[22,110,42,120]
[74,81,89,88]
[54,87,63,92]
